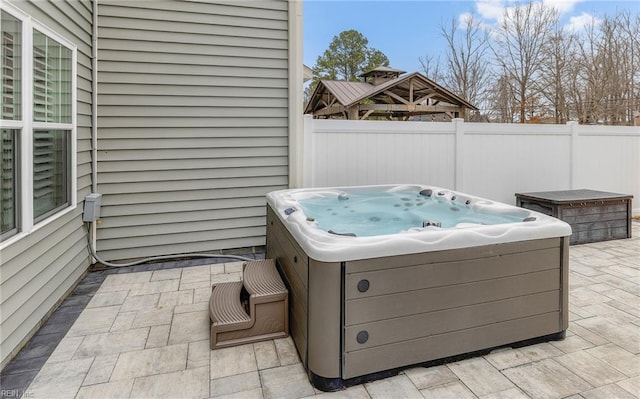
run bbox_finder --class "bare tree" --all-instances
[488,70,518,122]
[440,14,491,117]
[538,23,577,123]
[491,1,558,122]
[418,53,445,84]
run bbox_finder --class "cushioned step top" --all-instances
[243,259,287,299]
[209,281,250,326]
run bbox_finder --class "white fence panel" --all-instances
[462,124,572,205]
[574,126,640,203]
[303,116,640,215]
[305,119,456,188]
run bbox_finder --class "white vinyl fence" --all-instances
[302,116,640,215]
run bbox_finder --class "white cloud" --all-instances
[475,0,507,21]
[542,0,582,15]
[565,12,600,32]
[458,11,494,32]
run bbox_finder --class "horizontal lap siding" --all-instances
[96,0,289,260]
[0,0,93,367]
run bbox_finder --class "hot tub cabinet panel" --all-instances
[266,205,569,390]
[266,208,310,365]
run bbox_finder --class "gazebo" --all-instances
[304,66,477,120]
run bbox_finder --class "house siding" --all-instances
[0,0,93,367]
[96,0,290,260]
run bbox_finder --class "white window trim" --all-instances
[0,2,77,249]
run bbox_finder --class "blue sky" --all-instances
[303,0,640,74]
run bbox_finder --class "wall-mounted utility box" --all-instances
[83,193,103,222]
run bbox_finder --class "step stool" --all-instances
[209,259,289,349]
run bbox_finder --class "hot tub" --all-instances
[266,184,571,391]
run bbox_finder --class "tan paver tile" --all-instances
[181,265,211,284]
[187,339,210,369]
[570,287,610,307]
[110,311,137,332]
[587,283,616,293]
[48,335,84,363]
[616,376,639,397]
[146,324,170,349]
[609,264,639,277]
[568,323,610,346]
[67,306,121,337]
[76,379,134,399]
[74,328,149,358]
[478,387,528,399]
[86,290,129,308]
[517,342,564,361]
[447,357,514,396]
[403,365,459,389]
[582,383,638,399]
[120,293,160,312]
[555,351,626,387]
[151,268,182,281]
[254,340,280,370]
[576,317,640,354]
[210,371,261,398]
[579,257,616,267]
[607,300,640,319]
[168,310,209,344]
[101,271,153,290]
[484,348,533,370]
[419,381,476,399]
[603,288,640,306]
[550,334,595,353]
[130,366,209,399]
[158,290,194,308]
[586,344,640,378]
[27,357,93,399]
[315,385,370,399]
[210,263,225,275]
[83,353,119,385]
[110,343,188,380]
[129,279,180,296]
[260,363,314,399]
[569,273,598,289]
[132,307,173,328]
[570,262,602,277]
[224,261,245,273]
[502,358,592,399]
[174,301,208,314]
[181,279,213,290]
[582,303,637,323]
[592,274,638,295]
[214,388,263,399]
[194,286,212,303]
[570,305,597,320]
[211,344,257,379]
[364,374,423,399]
[274,337,300,366]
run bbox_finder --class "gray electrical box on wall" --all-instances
[83,193,102,222]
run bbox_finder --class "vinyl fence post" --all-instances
[303,114,314,188]
[453,118,465,192]
[567,121,578,190]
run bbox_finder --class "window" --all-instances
[1,9,21,239]
[1,129,18,238]
[0,5,76,244]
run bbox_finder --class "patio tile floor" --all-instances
[1,222,638,399]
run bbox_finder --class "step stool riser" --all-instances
[209,259,289,350]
